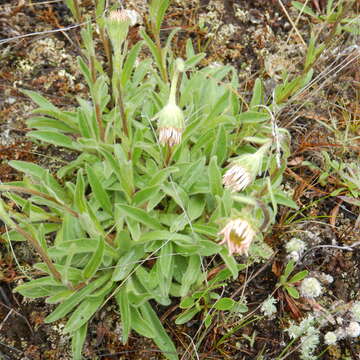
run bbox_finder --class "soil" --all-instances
[0,0,359,359]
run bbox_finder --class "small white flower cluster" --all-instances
[324,331,337,345]
[322,303,360,347]
[287,316,320,360]
[346,321,360,337]
[260,296,277,317]
[285,237,306,261]
[300,277,322,298]
[351,301,360,322]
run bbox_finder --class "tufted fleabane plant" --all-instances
[218,218,256,256]
[156,59,185,147]
[223,142,271,192]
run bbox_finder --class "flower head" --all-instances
[346,321,360,338]
[260,296,277,317]
[351,301,360,322]
[285,237,307,261]
[324,331,337,345]
[223,143,270,192]
[157,103,185,147]
[218,218,256,255]
[300,277,322,298]
[108,9,131,23]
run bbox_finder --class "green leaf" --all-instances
[180,157,206,191]
[249,78,264,109]
[130,306,155,338]
[74,170,86,213]
[27,116,76,133]
[220,249,238,279]
[46,289,75,304]
[179,297,195,309]
[213,297,236,311]
[86,165,112,214]
[140,29,163,77]
[175,305,202,325]
[274,192,298,209]
[133,185,160,206]
[285,285,300,299]
[184,53,206,70]
[44,272,111,323]
[64,296,104,333]
[149,0,170,35]
[28,131,77,150]
[210,125,228,165]
[292,1,318,17]
[82,237,105,280]
[116,204,163,230]
[140,302,178,360]
[71,323,88,360]
[180,255,201,296]
[122,41,143,86]
[9,161,68,202]
[112,245,145,281]
[115,289,131,344]
[208,156,223,197]
[283,260,295,279]
[204,312,213,328]
[237,111,270,124]
[14,277,65,298]
[288,270,309,284]
[159,242,173,279]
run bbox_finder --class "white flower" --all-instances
[218,218,256,256]
[260,296,277,317]
[286,238,307,259]
[300,278,322,298]
[346,321,360,337]
[351,301,360,322]
[324,331,337,345]
[300,333,320,360]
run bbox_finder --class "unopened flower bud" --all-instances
[156,58,186,147]
[218,218,256,256]
[223,143,270,192]
[157,103,185,147]
[106,9,131,52]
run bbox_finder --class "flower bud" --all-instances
[218,218,256,256]
[157,103,185,147]
[223,143,270,192]
[106,9,131,52]
[156,57,186,147]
